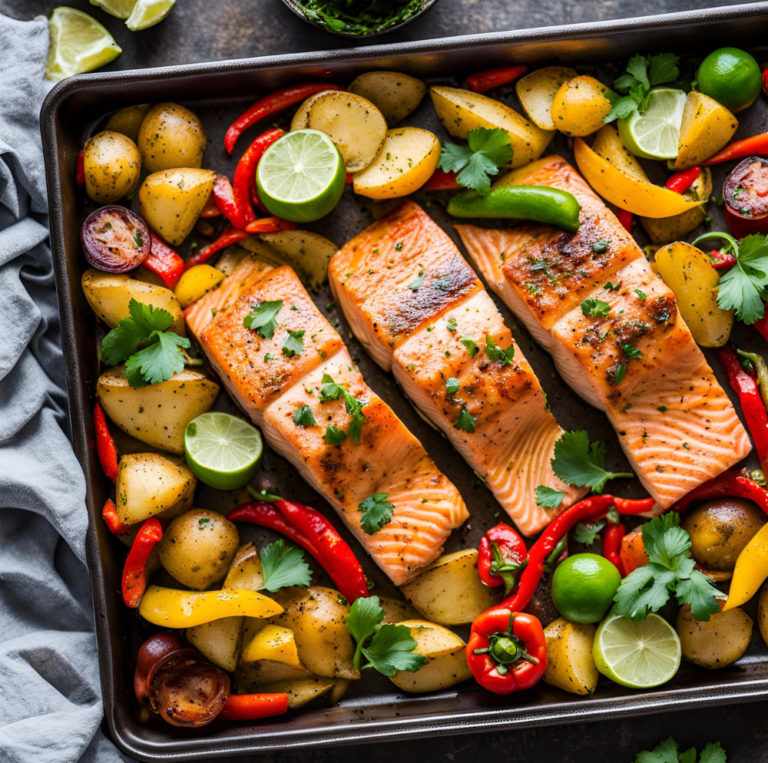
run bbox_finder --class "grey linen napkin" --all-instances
[0,13,128,763]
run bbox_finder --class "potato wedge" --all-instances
[97,366,220,454]
[307,91,387,172]
[290,90,340,131]
[675,91,738,170]
[591,124,650,182]
[551,75,615,137]
[348,71,427,126]
[380,596,421,624]
[83,131,141,205]
[388,619,471,693]
[115,452,196,525]
[677,604,752,669]
[652,241,734,347]
[81,268,185,335]
[223,542,268,650]
[139,168,217,246]
[186,617,243,672]
[400,549,501,626]
[544,618,598,695]
[258,677,337,709]
[174,264,224,309]
[234,660,313,693]
[353,127,440,200]
[138,103,207,173]
[516,67,578,130]
[105,103,151,143]
[430,86,553,168]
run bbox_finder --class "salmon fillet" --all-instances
[185,258,468,585]
[329,200,583,536]
[456,155,751,508]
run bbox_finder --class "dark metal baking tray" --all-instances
[41,4,768,760]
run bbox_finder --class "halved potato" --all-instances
[186,617,243,672]
[353,127,440,200]
[430,86,553,168]
[551,75,615,137]
[348,71,427,126]
[400,549,502,626]
[388,619,471,693]
[641,168,712,244]
[97,366,220,454]
[234,659,313,693]
[591,124,650,182]
[115,452,196,525]
[105,103,151,143]
[544,617,598,695]
[258,677,337,709]
[677,604,752,669]
[138,103,207,173]
[380,596,421,624]
[290,90,340,131]
[675,91,738,170]
[241,625,301,666]
[307,91,387,172]
[516,67,578,130]
[652,241,734,347]
[138,168,217,246]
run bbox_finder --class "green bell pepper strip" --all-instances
[446,186,582,233]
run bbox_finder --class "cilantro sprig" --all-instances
[438,127,514,195]
[603,53,680,123]
[536,485,565,509]
[319,373,367,444]
[573,520,605,545]
[551,430,634,493]
[359,493,395,534]
[635,737,726,763]
[244,300,283,338]
[716,234,768,324]
[485,334,515,366]
[259,539,312,593]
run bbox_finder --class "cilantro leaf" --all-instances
[125,330,190,387]
[699,743,727,763]
[604,95,640,123]
[320,373,344,401]
[324,425,347,445]
[438,128,513,195]
[454,407,475,434]
[348,408,366,444]
[675,569,723,621]
[101,299,175,366]
[621,342,644,360]
[717,234,768,324]
[678,750,698,763]
[634,738,726,763]
[573,520,605,545]
[409,269,425,291]
[484,334,515,366]
[346,594,384,646]
[446,377,461,394]
[293,405,317,428]
[626,54,650,88]
[648,53,680,86]
[362,623,428,676]
[259,539,312,593]
[581,298,611,318]
[635,737,681,763]
[536,485,565,508]
[247,485,281,502]
[282,328,305,357]
[359,493,395,534]
[614,563,676,620]
[551,429,634,493]
[643,513,690,568]
[447,317,457,331]
[244,300,283,338]
[460,336,477,357]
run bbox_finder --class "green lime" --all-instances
[697,47,762,113]
[126,0,176,31]
[184,412,263,490]
[46,7,122,82]
[90,0,136,18]
[256,129,346,223]
[551,553,621,624]
[618,87,687,160]
[593,613,681,688]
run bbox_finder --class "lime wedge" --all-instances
[46,7,122,82]
[617,87,687,160]
[593,613,681,689]
[126,0,176,30]
[184,412,263,491]
[257,129,346,223]
[90,0,137,19]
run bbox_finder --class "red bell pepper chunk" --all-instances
[234,128,284,223]
[224,83,343,154]
[76,150,85,188]
[218,693,289,722]
[422,169,461,190]
[122,518,163,608]
[244,217,298,234]
[184,228,251,270]
[709,249,737,270]
[345,173,353,185]
[467,65,528,94]
[142,234,185,289]
[199,194,223,218]
[702,132,768,166]
[93,402,119,482]
[665,166,701,194]
[102,498,129,536]
[477,522,528,594]
[618,208,633,232]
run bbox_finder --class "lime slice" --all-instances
[257,129,346,223]
[126,0,176,30]
[617,87,687,160]
[593,613,681,689]
[46,7,122,82]
[184,412,263,491]
[90,0,137,19]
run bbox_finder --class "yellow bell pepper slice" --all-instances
[138,586,283,628]
[573,137,706,218]
[174,264,224,309]
[241,624,301,666]
[723,523,768,611]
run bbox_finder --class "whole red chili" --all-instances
[467,65,528,93]
[213,175,250,230]
[102,497,129,536]
[665,166,701,194]
[422,169,461,190]
[218,693,289,722]
[184,228,251,270]
[93,402,119,482]
[76,150,85,188]
[477,522,528,594]
[602,521,626,577]
[233,128,284,224]
[618,209,633,232]
[466,608,546,695]
[702,132,768,166]
[122,518,163,608]
[141,234,185,289]
[244,216,298,234]
[671,468,768,517]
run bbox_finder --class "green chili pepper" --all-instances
[738,349,768,410]
[446,186,582,233]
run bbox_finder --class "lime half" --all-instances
[618,87,687,160]
[257,129,346,223]
[126,0,177,31]
[184,412,263,491]
[90,0,136,19]
[46,7,122,82]
[593,613,681,689]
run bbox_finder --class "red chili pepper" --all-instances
[224,83,342,154]
[102,498,129,536]
[602,521,626,576]
[702,132,768,166]
[76,150,85,188]
[719,345,768,476]
[763,68,768,98]
[229,502,322,556]
[477,522,528,594]
[466,608,546,694]
[184,228,251,270]
[467,65,528,94]
[755,310,768,344]
[93,402,119,482]
[200,194,223,218]
[234,128,284,225]
[122,518,163,608]
[141,234,185,289]
[345,173,354,185]
[244,217,298,234]
[422,169,461,190]
[672,469,768,519]
[709,249,737,270]
[619,209,633,232]
[218,693,289,722]
[213,175,249,230]
[665,166,701,194]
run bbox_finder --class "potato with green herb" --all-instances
[138,103,206,173]
[83,130,141,204]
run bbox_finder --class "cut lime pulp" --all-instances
[617,87,687,161]
[256,129,346,223]
[90,0,136,19]
[184,412,263,491]
[126,0,177,31]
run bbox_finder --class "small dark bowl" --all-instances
[280,0,441,38]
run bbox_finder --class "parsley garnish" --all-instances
[573,520,605,545]
[359,493,395,534]
[409,269,425,291]
[535,485,565,509]
[592,239,611,253]
[484,334,515,366]
[318,374,366,443]
[716,234,768,324]
[438,127,514,195]
[247,485,282,503]
[133,230,143,249]
[244,300,283,338]
[635,738,726,763]
[621,342,644,359]
[265,352,275,361]
[551,429,634,493]
[324,425,347,445]
[581,298,611,318]
[293,405,317,428]
[455,408,475,433]
[446,377,461,394]
[603,53,680,123]
[260,540,312,593]
[614,363,627,384]
[634,288,647,300]
[460,336,477,357]
[447,317,457,331]
[282,328,305,357]
[605,281,620,291]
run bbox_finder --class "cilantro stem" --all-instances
[353,640,364,672]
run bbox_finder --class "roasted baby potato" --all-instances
[138,103,207,173]
[159,509,240,590]
[96,366,219,454]
[290,90,340,131]
[81,268,185,335]
[591,124,650,181]
[400,549,502,626]
[652,241,734,347]
[388,620,471,693]
[115,452,196,525]
[379,596,421,624]
[306,91,388,172]
[641,168,712,244]
[544,618,599,695]
[677,604,752,669]
[138,168,217,246]
[675,91,738,170]
[550,75,614,137]
[105,103,151,143]
[174,264,224,309]
[430,85,553,168]
[348,71,427,126]
[83,131,141,204]
[516,66,578,130]
[353,127,440,200]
